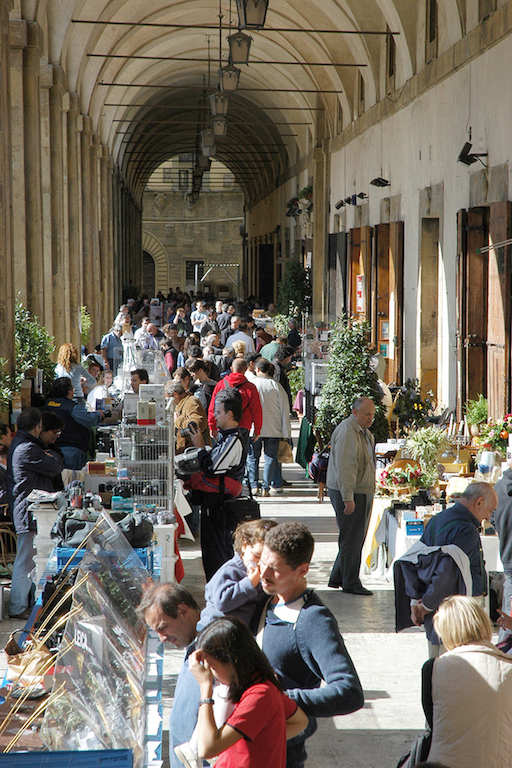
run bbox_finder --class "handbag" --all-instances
[277,439,294,464]
[4,630,53,688]
[224,495,261,530]
[395,729,432,768]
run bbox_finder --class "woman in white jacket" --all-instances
[248,358,291,496]
[423,595,512,768]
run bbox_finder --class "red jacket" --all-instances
[208,372,263,436]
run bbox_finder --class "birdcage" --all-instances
[114,421,173,511]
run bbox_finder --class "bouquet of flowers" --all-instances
[378,464,426,494]
[475,415,512,456]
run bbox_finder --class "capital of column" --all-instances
[9,18,27,49]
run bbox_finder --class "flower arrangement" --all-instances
[378,464,426,494]
[475,415,512,456]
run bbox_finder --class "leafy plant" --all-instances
[276,259,312,317]
[393,378,435,433]
[287,365,304,404]
[475,415,512,456]
[315,316,388,443]
[298,185,313,201]
[0,358,12,412]
[14,300,55,393]
[465,394,488,426]
[272,314,289,337]
[80,306,92,347]
[405,426,449,488]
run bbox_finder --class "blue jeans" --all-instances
[10,531,36,615]
[247,437,280,491]
[61,446,87,470]
[169,647,202,768]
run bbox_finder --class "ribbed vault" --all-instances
[35,0,465,203]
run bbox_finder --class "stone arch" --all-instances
[142,230,169,294]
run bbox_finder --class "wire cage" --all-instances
[114,422,173,511]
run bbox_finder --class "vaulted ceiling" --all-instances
[40,0,465,200]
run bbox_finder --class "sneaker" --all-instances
[261,489,270,497]
[174,743,203,768]
[251,487,261,496]
[269,487,283,495]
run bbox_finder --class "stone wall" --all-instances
[142,189,245,296]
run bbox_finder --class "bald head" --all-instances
[460,482,498,523]
[147,323,158,336]
[231,358,248,374]
[352,397,375,429]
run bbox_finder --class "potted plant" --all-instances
[475,415,512,460]
[14,300,55,395]
[378,463,427,496]
[276,260,312,317]
[404,426,449,489]
[393,378,435,435]
[298,185,313,211]
[286,197,299,217]
[465,394,488,436]
[315,315,389,444]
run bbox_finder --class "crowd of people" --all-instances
[7,287,512,767]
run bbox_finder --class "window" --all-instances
[178,170,189,190]
[426,0,438,63]
[186,260,204,281]
[336,100,343,134]
[163,167,173,184]
[359,72,365,113]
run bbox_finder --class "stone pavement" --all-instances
[0,447,438,767]
[166,459,430,768]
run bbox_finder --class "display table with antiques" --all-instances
[0,512,165,766]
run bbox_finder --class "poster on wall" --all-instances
[356,275,365,313]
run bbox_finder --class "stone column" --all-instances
[312,147,328,323]
[0,0,15,371]
[81,116,94,330]
[90,132,102,341]
[100,146,113,333]
[66,93,82,351]
[9,18,27,306]
[49,67,68,345]
[40,64,56,336]
[23,22,44,321]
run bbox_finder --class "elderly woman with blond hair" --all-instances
[422,595,512,768]
[55,343,97,405]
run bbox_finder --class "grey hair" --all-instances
[460,482,496,504]
[353,396,373,411]
[167,381,186,396]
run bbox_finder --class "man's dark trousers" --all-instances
[328,491,372,590]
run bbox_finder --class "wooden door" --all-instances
[348,226,372,319]
[389,221,404,385]
[456,208,487,420]
[374,224,391,379]
[487,201,512,420]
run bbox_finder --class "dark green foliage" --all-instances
[276,259,312,317]
[14,300,55,393]
[393,378,434,432]
[315,316,388,443]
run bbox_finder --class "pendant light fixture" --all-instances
[209,91,229,116]
[212,115,228,137]
[227,30,252,64]
[235,0,269,30]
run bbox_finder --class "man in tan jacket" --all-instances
[169,381,210,454]
[326,397,376,595]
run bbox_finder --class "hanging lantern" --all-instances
[201,143,217,158]
[228,31,252,65]
[219,63,241,93]
[201,128,215,148]
[212,116,228,138]
[197,155,211,171]
[235,0,269,30]
[209,91,229,117]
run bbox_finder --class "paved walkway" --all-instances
[0,446,437,767]
[165,459,430,768]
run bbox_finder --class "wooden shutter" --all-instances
[389,221,404,385]
[456,208,487,419]
[374,224,391,379]
[348,226,372,319]
[487,201,512,420]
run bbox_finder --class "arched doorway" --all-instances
[142,251,156,297]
